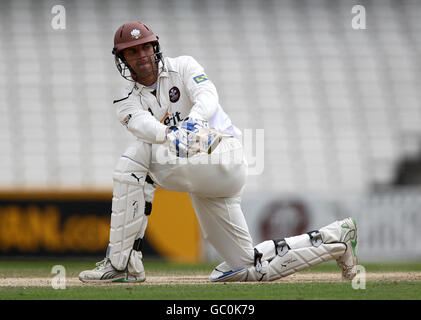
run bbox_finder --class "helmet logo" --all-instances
[130,29,142,39]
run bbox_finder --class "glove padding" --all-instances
[166,117,223,158]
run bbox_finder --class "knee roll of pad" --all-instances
[273,238,290,257]
[307,230,323,247]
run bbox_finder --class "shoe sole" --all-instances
[112,277,146,283]
[79,277,146,284]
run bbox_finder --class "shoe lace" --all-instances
[95,257,111,269]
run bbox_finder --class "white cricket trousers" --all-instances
[147,137,255,269]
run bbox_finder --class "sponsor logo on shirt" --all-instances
[193,74,209,84]
[160,111,184,126]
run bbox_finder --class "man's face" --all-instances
[122,42,158,85]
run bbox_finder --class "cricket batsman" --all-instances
[79,21,358,283]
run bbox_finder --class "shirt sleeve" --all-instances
[180,56,219,121]
[114,89,167,144]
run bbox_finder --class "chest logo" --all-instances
[169,86,180,103]
[160,111,184,126]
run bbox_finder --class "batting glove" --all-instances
[166,118,222,158]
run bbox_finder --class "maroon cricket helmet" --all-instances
[112,21,163,82]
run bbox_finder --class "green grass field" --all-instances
[0,258,420,300]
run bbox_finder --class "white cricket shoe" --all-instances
[336,217,358,281]
[79,258,146,283]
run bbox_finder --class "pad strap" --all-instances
[307,230,323,247]
[133,238,143,252]
[273,238,290,257]
[144,175,155,216]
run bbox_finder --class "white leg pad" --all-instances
[319,220,343,243]
[108,143,151,271]
[127,250,145,277]
[262,242,346,281]
[210,242,346,282]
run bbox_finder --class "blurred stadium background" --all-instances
[0,0,421,265]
